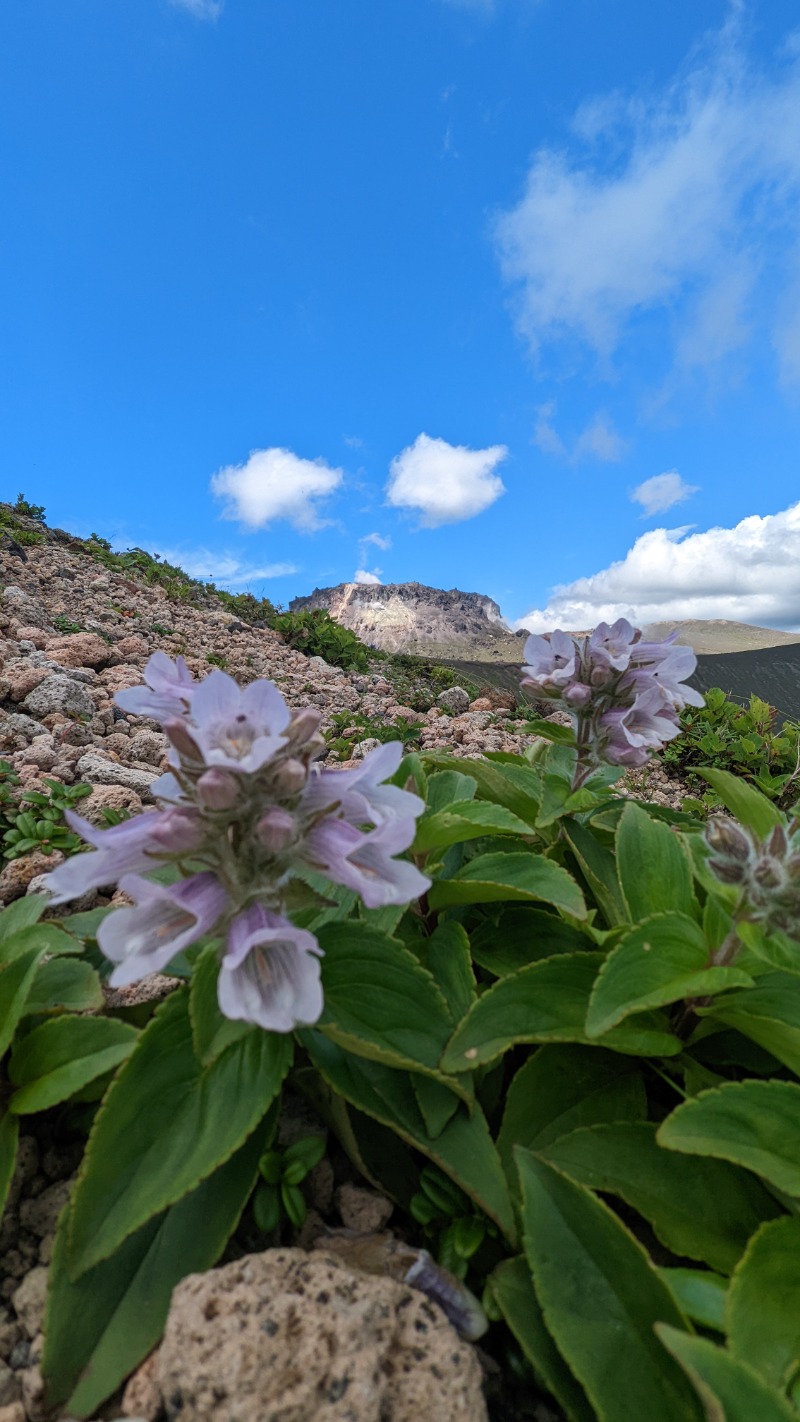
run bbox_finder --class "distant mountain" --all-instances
[289,581,525,661]
[639,619,800,656]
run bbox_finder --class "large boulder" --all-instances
[153,1248,488,1422]
[22,674,95,721]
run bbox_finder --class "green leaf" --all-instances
[540,1122,781,1273]
[24,957,104,1016]
[562,819,627,926]
[469,906,592,978]
[43,1123,269,1418]
[66,989,291,1276]
[0,895,47,944]
[428,851,587,917]
[657,1325,797,1422]
[489,1257,594,1422]
[522,718,578,746]
[0,1112,18,1219]
[9,1018,139,1115]
[658,1080,800,1196]
[189,943,251,1065]
[497,1045,647,1179]
[411,1074,462,1138]
[416,920,476,1022]
[301,1031,516,1244]
[424,753,541,825]
[516,1151,702,1422]
[441,952,681,1072]
[0,948,45,1056]
[317,922,465,1095]
[616,802,695,922]
[726,1216,800,1389]
[414,800,534,853]
[658,1269,727,1332]
[586,913,753,1038]
[700,973,800,1078]
[0,921,80,966]
[696,768,783,839]
[424,769,477,813]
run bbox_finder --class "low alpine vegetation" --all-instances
[2,619,800,1422]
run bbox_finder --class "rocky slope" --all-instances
[289,581,525,661]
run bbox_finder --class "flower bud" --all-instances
[705,818,751,862]
[708,857,747,885]
[285,708,323,748]
[196,768,240,811]
[562,681,592,709]
[163,717,203,763]
[149,807,204,855]
[256,807,296,854]
[271,757,307,797]
[753,858,783,890]
[766,823,789,859]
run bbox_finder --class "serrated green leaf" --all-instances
[562,819,627,926]
[516,1151,702,1422]
[0,947,45,1056]
[540,1121,781,1273]
[657,1080,800,1196]
[726,1216,800,1389]
[586,913,753,1038]
[657,1269,727,1332]
[414,800,534,853]
[0,896,47,943]
[429,850,586,917]
[489,1257,594,1422]
[657,1325,797,1422]
[416,920,476,1022]
[497,1045,647,1180]
[441,952,681,1072]
[189,943,251,1065]
[469,906,592,978]
[43,1123,268,1418]
[424,770,477,813]
[9,1017,138,1115]
[24,957,104,1016]
[696,768,783,839]
[699,972,800,1078]
[616,802,695,922]
[66,989,291,1277]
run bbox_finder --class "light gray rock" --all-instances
[10,1269,47,1340]
[155,1248,488,1422]
[19,1180,71,1241]
[436,686,471,715]
[0,1361,21,1406]
[22,675,95,721]
[3,715,41,742]
[352,737,381,760]
[1,589,51,632]
[75,754,158,796]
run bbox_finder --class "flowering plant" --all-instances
[1,633,799,1422]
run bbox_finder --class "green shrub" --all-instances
[662,686,800,811]
[0,765,92,860]
[382,654,482,711]
[52,614,85,634]
[13,493,46,523]
[324,709,423,761]
[271,608,371,672]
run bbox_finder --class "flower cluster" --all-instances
[43,653,430,1031]
[520,618,704,771]
[706,814,800,939]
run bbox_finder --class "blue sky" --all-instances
[2,0,800,631]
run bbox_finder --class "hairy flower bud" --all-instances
[562,682,592,709]
[163,716,203,763]
[196,768,240,811]
[256,807,296,854]
[708,857,747,885]
[149,807,205,855]
[271,757,307,797]
[285,708,323,748]
[705,818,751,863]
[753,858,783,890]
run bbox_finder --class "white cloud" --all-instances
[154,548,297,587]
[354,569,382,585]
[534,405,627,462]
[515,500,800,632]
[386,433,507,528]
[631,471,699,517]
[361,532,392,551]
[494,16,800,385]
[211,448,344,532]
[168,0,223,18]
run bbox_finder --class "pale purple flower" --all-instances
[114,652,196,721]
[521,630,577,695]
[598,686,682,763]
[622,645,704,712]
[187,670,291,773]
[587,618,638,673]
[305,815,431,908]
[99,871,228,988]
[302,741,424,827]
[218,905,323,1031]
[41,807,204,905]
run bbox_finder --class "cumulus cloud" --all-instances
[386,433,507,527]
[494,16,800,386]
[168,0,223,18]
[354,569,382,585]
[154,548,297,587]
[631,471,699,517]
[515,500,800,632]
[211,448,344,532]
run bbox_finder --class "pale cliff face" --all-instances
[289,582,525,661]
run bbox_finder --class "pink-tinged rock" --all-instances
[0,850,64,904]
[13,627,48,649]
[14,738,58,771]
[121,1350,161,1420]
[5,666,49,703]
[116,634,151,659]
[469,698,493,712]
[155,1248,488,1422]
[99,664,148,693]
[43,632,110,669]
[80,785,144,824]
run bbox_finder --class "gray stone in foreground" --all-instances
[436,685,471,715]
[154,1248,487,1422]
[75,754,158,796]
[22,675,95,721]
